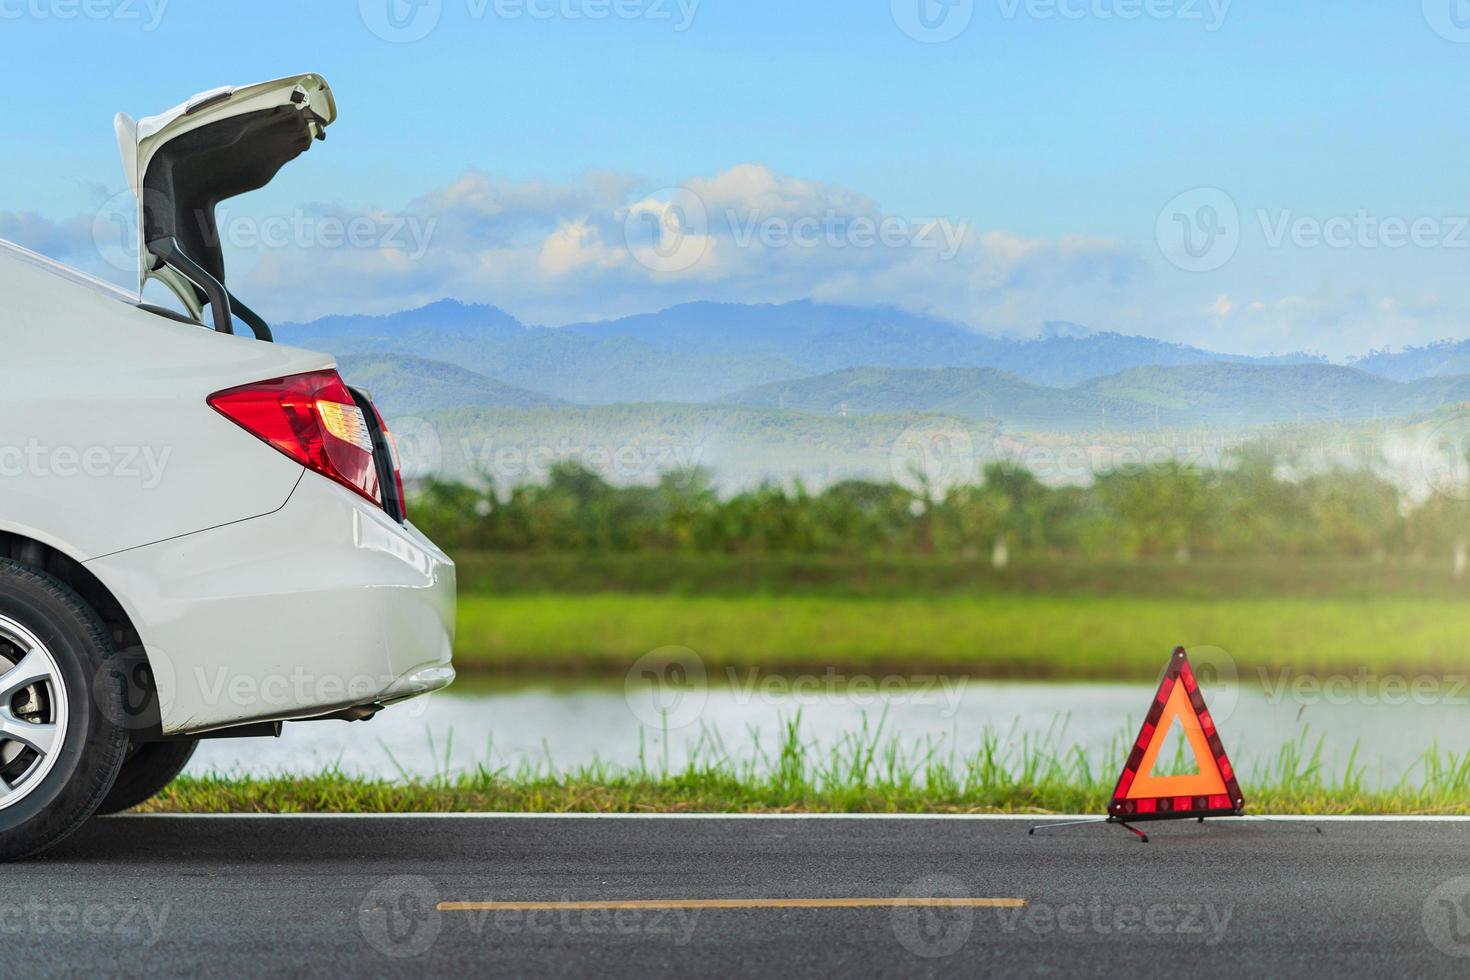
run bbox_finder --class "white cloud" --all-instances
[207,163,1151,329]
[537,219,625,277]
[0,211,96,264]
[4,163,1466,357]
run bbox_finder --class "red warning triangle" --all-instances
[1108,648,1245,822]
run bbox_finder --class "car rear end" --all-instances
[88,352,458,735]
[91,73,458,733]
[0,74,456,860]
[2,239,456,736]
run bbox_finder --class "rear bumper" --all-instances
[87,472,456,734]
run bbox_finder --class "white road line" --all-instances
[111,812,1470,822]
[439,898,1029,912]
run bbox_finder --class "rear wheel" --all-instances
[0,560,128,861]
[97,738,199,814]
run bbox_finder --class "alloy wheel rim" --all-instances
[0,615,69,811]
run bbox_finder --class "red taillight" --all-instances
[209,370,382,508]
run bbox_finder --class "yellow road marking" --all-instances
[438,898,1027,912]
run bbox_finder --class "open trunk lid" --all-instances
[114,73,337,338]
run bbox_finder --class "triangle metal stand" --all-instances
[1028,816,1149,843]
[1240,813,1323,834]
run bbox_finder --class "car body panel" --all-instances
[115,73,337,200]
[86,471,457,734]
[115,73,337,314]
[0,240,331,559]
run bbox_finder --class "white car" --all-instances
[0,74,456,860]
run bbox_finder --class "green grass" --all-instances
[454,553,1470,601]
[455,592,1470,679]
[143,722,1470,816]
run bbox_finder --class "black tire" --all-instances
[97,738,199,815]
[0,559,128,862]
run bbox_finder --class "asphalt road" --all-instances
[2,814,1468,978]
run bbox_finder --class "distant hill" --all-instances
[1351,341,1470,381]
[283,299,528,344]
[726,362,1470,428]
[565,300,1324,387]
[336,353,564,416]
[278,300,806,405]
[722,367,1147,430]
[277,298,1325,405]
[1076,363,1456,427]
[260,297,1470,489]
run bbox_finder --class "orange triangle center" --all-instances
[1125,680,1227,798]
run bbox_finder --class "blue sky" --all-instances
[2,1,1468,357]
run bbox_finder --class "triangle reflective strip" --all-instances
[1108,647,1245,821]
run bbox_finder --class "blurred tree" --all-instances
[1093,461,1212,560]
[405,442,1452,563]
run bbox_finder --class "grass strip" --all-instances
[139,724,1470,816]
[455,553,1470,601]
[455,593,1470,679]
